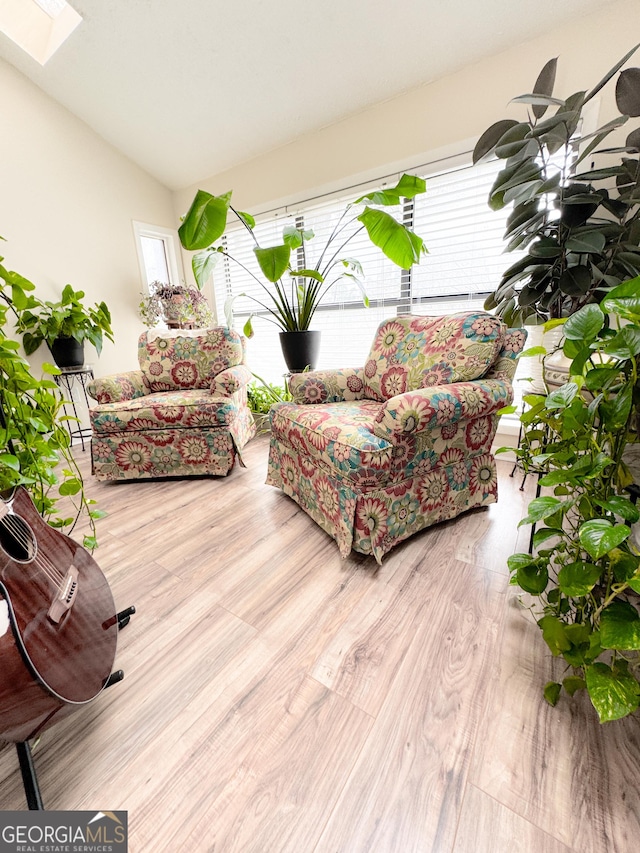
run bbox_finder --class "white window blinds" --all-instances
[215,156,520,384]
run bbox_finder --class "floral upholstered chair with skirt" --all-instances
[87,327,256,480]
[266,311,526,563]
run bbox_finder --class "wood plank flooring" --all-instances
[1,437,639,852]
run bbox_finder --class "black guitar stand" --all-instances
[15,604,136,810]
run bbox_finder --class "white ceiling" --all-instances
[0,0,617,190]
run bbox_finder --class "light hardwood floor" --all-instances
[1,436,639,852]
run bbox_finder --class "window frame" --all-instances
[132,221,185,294]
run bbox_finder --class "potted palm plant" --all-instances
[178,174,428,371]
[16,284,114,368]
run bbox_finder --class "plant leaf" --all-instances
[565,231,607,254]
[532,57,558,119]
[594,496,640,523]
[584,43,640,104]
[510,94,565,108]
[357,208,426,268]
[544,681,562,706]
[356,173,426,205]
[236,210,256,229]
[557,560,602,597]
[472,119,519,164]
[254,245,291,282]
[558,265,592,296]
[602,276,640,321]
[178,190,231,250]
[518,496,562,526]
[538,615,571,656]
[192,249,220,289]
[545,382,578,409]
[579,519,630,560]
[616,67,640,117]
[601,600,640,650]
[563,676,586,697]
[585,661,640,722]
[563,304,605,341]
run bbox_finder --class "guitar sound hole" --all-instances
[0,515,36,562]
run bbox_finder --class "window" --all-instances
[132,221,185,293]
[0,0,81,64]
[216,154,520,385]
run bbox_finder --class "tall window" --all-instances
[215,156,520,384]
[132,221,185,293]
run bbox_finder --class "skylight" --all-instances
[0,0,82,65]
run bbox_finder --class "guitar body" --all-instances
[0,487,118,743]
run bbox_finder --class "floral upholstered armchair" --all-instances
[266,312,526,563]
[87,327,256,481]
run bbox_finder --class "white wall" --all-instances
[174,0,638,217]
[0,56,176,379]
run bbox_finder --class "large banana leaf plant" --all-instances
[474,44,640,325]
[178,174,427,334]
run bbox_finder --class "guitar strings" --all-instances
[0,514,66,587]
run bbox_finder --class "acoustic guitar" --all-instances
[0,486,118,743]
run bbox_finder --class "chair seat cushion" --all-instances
[271,400,396,485]
[270,392,502,490]
[90,390,238,435]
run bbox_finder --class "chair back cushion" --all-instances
[138,328,244,392]
[363,312,506,401]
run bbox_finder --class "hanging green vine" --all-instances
[508,277,640,721]
[0,242,104,548]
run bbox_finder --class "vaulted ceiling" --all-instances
[0,0,617,190]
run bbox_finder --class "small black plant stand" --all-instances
[53,366,95,451]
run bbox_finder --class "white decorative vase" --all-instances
[542,327,570,392]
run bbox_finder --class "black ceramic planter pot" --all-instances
[49,337,85,369]
[279,330,321,373]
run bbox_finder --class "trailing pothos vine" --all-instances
[0,242,104,548]
[508,277,640,722]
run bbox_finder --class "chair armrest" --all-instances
[87,370,149,404]
[484,328,528,382]
[288,368,365,404]
[211,364,252,397]
[372,378,513,440]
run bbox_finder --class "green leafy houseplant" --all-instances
[138,281,213,329]
[246,377,291,433]
[474,45,640,325]
[507,277,640,722]
[177,173,428,336]
[0,247,104,547]
[17,283,114,357]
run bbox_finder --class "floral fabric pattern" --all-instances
[92,428,237,481]
[138,327,244,392]
[212,364,252,396]
[267,437,498,563]
[372,379,511,439]
[266,317,527,562]
[86,370,149,404]
[90,390,239,433]
[363,312,506,402]
[288,368,366,404]
[88,327,255,481]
